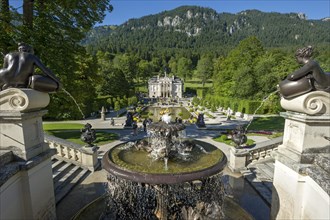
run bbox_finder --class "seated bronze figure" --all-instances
[279,46,330,99]
[0,43,61,92]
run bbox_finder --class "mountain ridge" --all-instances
[84,6,330,56]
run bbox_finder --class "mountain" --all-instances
[84,6,330,56]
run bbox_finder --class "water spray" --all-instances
[244,90,280,132]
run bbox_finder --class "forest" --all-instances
[1,3,329,119]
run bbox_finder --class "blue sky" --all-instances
[99,0,330,25]
[8,0,330,26]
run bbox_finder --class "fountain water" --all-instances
[244,90,279,132]
[62,88,85,119]
[102,112,228,219]
[226,90,279,149]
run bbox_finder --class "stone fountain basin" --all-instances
[72,194,253,220]
[102,140,227,185]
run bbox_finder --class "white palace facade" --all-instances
[148,74,183,98]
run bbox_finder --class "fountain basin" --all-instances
[72,194,253,220]
[102,140,227,184]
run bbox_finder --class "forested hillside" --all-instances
[82,6,329,115]
[84,6,330,57]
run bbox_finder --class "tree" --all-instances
[168,57,177,75]
[137,59,154,84]
[114,100,120,117]
[177,57,193,80]
[195,56,213,87]
[1,1,113,119]
[99,67,130,98]
[113,53,139,89]
[212,36,265,99]
[128,96,138,106]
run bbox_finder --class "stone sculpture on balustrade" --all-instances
[271,45,330,220]
[0,43,62,220]
[0,42,61,92]
[278,45,330,115]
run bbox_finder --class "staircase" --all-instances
[52,158,91,204]
[241,157,275,207]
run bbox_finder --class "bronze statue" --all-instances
[0,43,61,92]
[231,126,247,148]
[196,113,206,127]
[279,46,330,99]
[80,123,96,147]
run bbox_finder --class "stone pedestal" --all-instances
[280,112,330,156]
[82,146,100,171]
[228,148,248,172]
[0,110,50,160]
[0,89,50,160]
[0,88,56,220]
[271,111,330,220]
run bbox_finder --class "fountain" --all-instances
[102,110,229,219]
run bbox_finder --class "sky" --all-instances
[98,0,330,26]
[8,0,330,26]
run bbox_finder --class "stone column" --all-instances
[101,106,106,121]
[271,92,330,220]
[0,88,56,220]
[170,82,173,98]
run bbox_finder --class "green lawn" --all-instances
[43,123,119,145]
[247,116,285,131]
[184,82,213,88]
[43,123,85,130]
[213,134,255,147]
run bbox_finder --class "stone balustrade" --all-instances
[44,134,99,172]
[229,137,282,172]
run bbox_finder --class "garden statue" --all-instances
[125,111,133,127]
[196,113,206,127]
[101,106,106,121]
[278,46,330,99]
[80,123,96,147]
[0,43,61,93]
[231,126,247,148]
[278,46,330,115]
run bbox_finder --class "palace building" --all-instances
[148,74,183,98]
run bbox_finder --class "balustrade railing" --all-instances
[44,134,99,172]
[229,136,282,172]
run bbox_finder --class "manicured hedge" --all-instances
[196,87,209,98]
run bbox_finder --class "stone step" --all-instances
[254,163,274,181]
[315,154,330,172]
[263,181,274,192]
[51,159,64,171]
[0,151,14,167]
[248,157,274,167]
[267,160,275,170]
[54,165,81,191]
[52,159,92,205]
[240,169,252,175]
[53,162,73,181]
[55,168,90,204]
